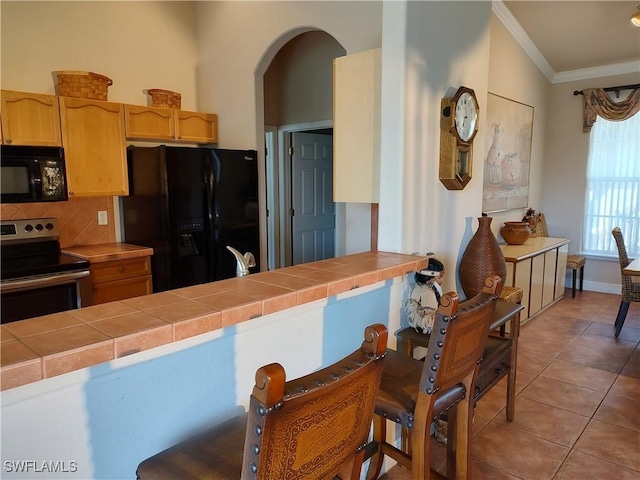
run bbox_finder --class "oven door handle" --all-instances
[0,270,90,293]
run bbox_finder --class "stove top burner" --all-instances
[1,250,90,281]
[1,218,90,282]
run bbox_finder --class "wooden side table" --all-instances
[396,300,523,421]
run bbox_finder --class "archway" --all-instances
[255,30,346,269]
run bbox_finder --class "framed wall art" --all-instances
[482,93,534,213]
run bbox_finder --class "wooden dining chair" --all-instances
[366,276,501,480]
[612,227,640,337]
[136,323,388,480]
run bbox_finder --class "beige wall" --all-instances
[544,72,640,292]
[487,14,634,293]
[486,15,551,237]
[195,0,382,149]
[0,1,201,248]
[1,0,626,292]
[264,31,345,126]
[195,1,383,261]
[377,1,493,296]
[1,1,199,109]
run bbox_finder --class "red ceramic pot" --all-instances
[501,221,531,245]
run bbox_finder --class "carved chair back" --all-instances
[242,323,388,480]
[365,276,501,480]
[421,276,500,398]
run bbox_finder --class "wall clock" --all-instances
[439,86,479,190]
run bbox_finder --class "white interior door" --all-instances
[291,131,335,264]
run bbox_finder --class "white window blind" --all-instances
[583,114,640,258]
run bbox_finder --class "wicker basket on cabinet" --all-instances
[147,89,181,109]
[53,71,113,101]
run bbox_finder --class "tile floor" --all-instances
[380,290,640,480]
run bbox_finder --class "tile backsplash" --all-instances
[0,197,116,248]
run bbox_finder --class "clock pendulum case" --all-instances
[439,86,479,190]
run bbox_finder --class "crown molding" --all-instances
[492,0,555,82]
[492,1,639,84]
[552,61,640,84]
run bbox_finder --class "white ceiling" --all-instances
[498,1,640,83]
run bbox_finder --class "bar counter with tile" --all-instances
[2,250,423,480]
[1,251,426,391]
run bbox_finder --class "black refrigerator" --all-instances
[122,146,260,292]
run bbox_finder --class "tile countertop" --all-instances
[0,251,427,391]
[62,243,154,263]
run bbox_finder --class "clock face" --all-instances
[454,92,478,142]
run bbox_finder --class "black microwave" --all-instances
[0,145,68,203]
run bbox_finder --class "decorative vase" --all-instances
[459,216,507,298]
[500,221,531,245]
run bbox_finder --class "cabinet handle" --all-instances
[68,191,75,196]
[5,138,12,144]
[177,135,182,139]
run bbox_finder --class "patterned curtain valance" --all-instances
[582,88,640,133]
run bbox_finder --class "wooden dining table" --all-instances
[623,257,640,276]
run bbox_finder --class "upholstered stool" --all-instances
[499,285,524,304]
[497,286,523,335]
[137,324,388,480]
[365,279,501,480]
[566,254,586,298]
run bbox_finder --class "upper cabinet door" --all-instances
[59,97,128,196]
[124,104,175,141]
[333,48,381,203]
[175,110,218,144]
[1,90,62,146]
[125,106,218,144]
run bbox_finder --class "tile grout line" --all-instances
[491,294,637,478]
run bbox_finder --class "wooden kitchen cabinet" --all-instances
[175,110,218,143]
[59,97,128,196]
[124,104,174,140]
[333,48,381,203]
[90,256,152,305]
[1,90,62,146]
[501,237,570,325]
[124,104,218,144]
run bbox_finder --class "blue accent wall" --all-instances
[2,281,400,479]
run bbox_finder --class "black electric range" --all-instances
[0,218,91,323]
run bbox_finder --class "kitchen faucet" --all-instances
[226,246,256,277]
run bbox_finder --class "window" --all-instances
[583,114,640,257]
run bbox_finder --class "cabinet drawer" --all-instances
[90,257,151,284]
[92,275,152,305]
